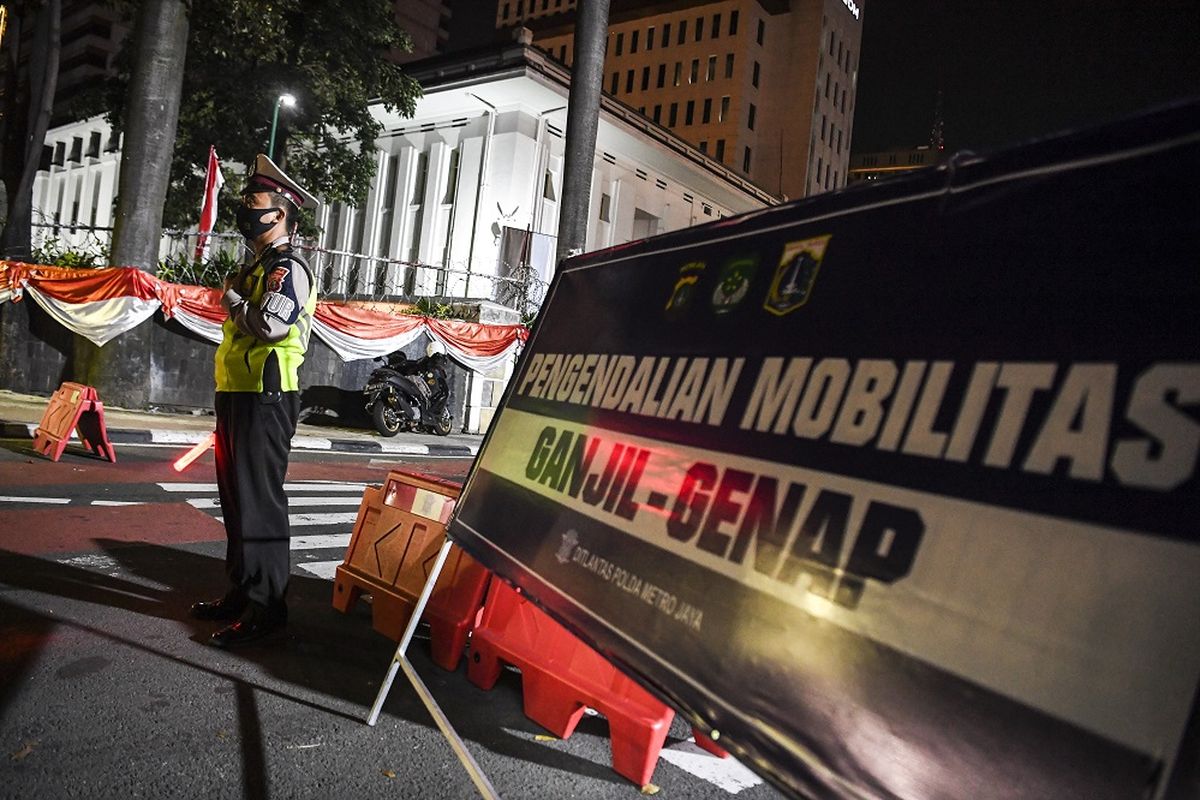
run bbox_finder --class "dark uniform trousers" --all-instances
[213,353,298,610]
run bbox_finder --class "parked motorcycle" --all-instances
[363,350,454,437]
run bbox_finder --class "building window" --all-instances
[695,16,704,41]
[690,58,699,83]
[631,29,639,53]
[719,95,730,122]
[834,81,839,103]
[729,10,739,35]
[817,156,823,185]
[702,97,712,124]
[743,147,752,172]
[748,103,756,130]
[517,0,523,16]
[725,53,735,79]
[836,128,842,154]
[615,32,624,56]
[841,89,847,113]
[678,19,687,45]
[716,139,726,161]
[707,55,716,81]
[821,114,826,141]
[599,193,612,222]
[647,26,655,50]
[673,62,682,86]
[657,63,666,88]
[610,72,619,94]
[653,104,662,122]
[502,3,510,20]
[825,73,831,98]
[662,23,671,48]
[560,45,567,61]
[642,66,650,90]
[756,19,764,45]
[685,100,695,125]
[699,140,708,153]
[838,39,843,63]
[626,69,634,93]
[846,48,852,72]
[833,170,838,187]
[87,131,101,158]
[669,102,678,127]
[752,61,760,87]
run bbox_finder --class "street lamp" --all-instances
[267,93,297,161]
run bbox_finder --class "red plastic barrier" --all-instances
[331,471,489,670]
[468,580,676,787]
[31,382,116,463]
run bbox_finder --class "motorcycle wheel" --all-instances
[371,401,402,437]
[433,411,453,436]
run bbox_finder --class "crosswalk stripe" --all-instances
[159,482,369,493]
[215,512,359,527]
[187,496,364,510]
[291,534,352,550]
[0,495,71,504]
[91,500,146,506]
[658,739,763,794]
[297,560,342,579]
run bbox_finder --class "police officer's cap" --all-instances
[242,153,319,210]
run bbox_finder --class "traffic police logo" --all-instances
[711,256,759,314]
[266,266,290,293]
[763,235,831,316]
[664,261,705,320]
[556,529,579,564]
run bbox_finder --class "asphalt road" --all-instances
[0,438,782,800]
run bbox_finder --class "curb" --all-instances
[0,421,479,457]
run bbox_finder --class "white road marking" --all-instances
[90,500,146,506]
[297,560,342,579]
[658,739,762,794]
[215,513,358,527]
[159,482,369,493]
[0,495,71,504]
[149,431,213,444]
[187,496,364,510]
[290,534,352,550]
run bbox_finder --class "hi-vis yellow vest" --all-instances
[214,252,316,392]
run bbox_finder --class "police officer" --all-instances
[190,154,318,648]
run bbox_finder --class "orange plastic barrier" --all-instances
[468,579,694,787]
[31,382,116,463]
[331,470,490,671]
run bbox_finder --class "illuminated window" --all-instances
[719,95,730,122]
[673,62,681,86]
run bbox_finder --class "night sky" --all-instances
[853,0,1200,153]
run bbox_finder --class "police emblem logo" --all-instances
[764,235,832,316]
[555,529,579,564]
[266,266,290,294]
[665,261,705,320]
[711,255,759,315]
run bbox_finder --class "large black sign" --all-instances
[450,101,1200,798]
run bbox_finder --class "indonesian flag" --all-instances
[194,146,225,261]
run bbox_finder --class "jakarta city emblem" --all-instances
[764,235,832,316]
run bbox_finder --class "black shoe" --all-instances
[209,603,287,649]
[190,593,247,621]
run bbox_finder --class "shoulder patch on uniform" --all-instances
[266,266,290,293]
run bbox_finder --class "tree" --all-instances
[100,0,422,236]
[0,0,61,260]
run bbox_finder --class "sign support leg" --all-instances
[366,535,499,799]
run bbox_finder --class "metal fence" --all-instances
[27,222,550,318]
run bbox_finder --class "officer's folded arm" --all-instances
[223,292,292,343]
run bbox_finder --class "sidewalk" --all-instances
[0,389,481,457]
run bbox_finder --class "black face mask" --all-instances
[236,204,281,240]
